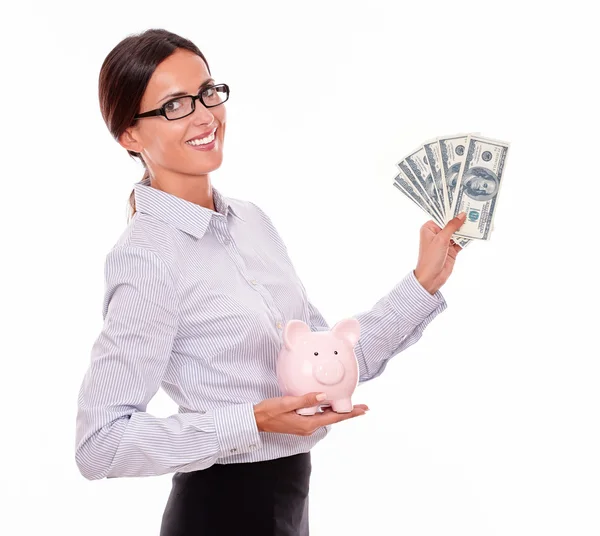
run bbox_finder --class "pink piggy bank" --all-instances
[276,318,360,415]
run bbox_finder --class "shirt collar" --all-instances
[133,177,244,239]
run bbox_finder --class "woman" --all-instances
[75,28,467,536]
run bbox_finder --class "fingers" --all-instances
[311,405,368,427]
[439,212,466,241]
[320,403,369,414]
[421,220,442,235]
[281,392,327,412]
[451,242,462,255]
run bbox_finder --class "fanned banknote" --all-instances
[396,159,444,223]
[393,170,471,248]
[450,135,510,240]
[392,132,509,246]
[438,133,470,218]
[404,144,445,219]
[423,138,449,219]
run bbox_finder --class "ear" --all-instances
[331,318,360,346]
[283,320,311,350]
[118,126,144,154]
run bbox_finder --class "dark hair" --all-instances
[98,28,211,221]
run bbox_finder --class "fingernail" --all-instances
[458,212,466,220]
[316,393,327,401]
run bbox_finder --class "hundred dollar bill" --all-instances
[396,158,444,223]
[393,182,432,222]
[393,171,444,227]
[392,174,471,248]
[438,133,470,216]
[404,145,446,220]
[451,135,510,240]
[454,236,471,248]
[423,139,449,221]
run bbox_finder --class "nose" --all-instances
[314,360,345,385]
[191,98,215,123]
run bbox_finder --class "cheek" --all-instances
[216,108,226,137]
[146,123,187,160]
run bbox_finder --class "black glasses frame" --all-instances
[134,83,230,121]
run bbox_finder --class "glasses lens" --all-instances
[164,96,194,120]
[201,84,229,107]
[163,85,229,119]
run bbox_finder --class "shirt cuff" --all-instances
[212,402,263,457]
[386,270,447,325]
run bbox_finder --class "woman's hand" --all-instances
[253,392,368,436]
[414,212,467,295]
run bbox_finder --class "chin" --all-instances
[193,155,224,175]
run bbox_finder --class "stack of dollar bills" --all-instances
[393,133,510,248]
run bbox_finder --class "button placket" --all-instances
[212,219,286,334]
[214,220,243,269]
[241,276,284,330]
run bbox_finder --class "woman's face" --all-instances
[122,48,226,179]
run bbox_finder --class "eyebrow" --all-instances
[158,78,216,104]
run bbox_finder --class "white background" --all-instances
[1,1,598,534]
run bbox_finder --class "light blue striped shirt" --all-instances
[75,177,447,480]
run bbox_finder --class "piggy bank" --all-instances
[276,318,360,415]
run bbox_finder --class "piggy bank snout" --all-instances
[313,359,345,385]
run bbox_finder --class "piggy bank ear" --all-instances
[283,320,311,350]
[331,318,360,346]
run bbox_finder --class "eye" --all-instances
[334,350,338,355]
[164,98,182,112]
[314,352,318,356]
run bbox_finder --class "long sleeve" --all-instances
[75,246,262,480]
[248,201,448,384]
[305,270,447,383]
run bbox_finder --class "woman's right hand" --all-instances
[253,392,368,436]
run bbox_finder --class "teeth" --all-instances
[186,130,216,146]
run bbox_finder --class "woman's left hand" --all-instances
[414,212,467,295]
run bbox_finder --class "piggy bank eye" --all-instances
[314,352,318,356]
[334,350,338,355]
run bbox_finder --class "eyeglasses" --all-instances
[134,83,230,121]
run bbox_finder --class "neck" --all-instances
[150,172,215,211]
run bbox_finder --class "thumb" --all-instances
[440,212,466,241]
[283,392,327,412]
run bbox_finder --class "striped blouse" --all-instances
[75,177,447,480]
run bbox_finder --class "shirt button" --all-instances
[250,279,258,285]
[276,322,283,330]
[230,448,237,453]
[223,238,231,246]
[249,444,257,449]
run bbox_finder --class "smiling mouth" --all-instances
[185,128,217,146]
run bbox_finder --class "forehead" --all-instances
[142,48,210,107]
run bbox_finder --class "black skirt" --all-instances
[160,452,312,536]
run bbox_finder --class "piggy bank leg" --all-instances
[331,398,353,413]
[296,405,319,416]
